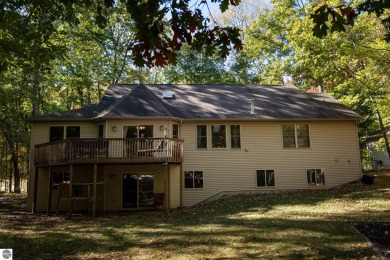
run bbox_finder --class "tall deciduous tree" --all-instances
[0,1,70,192]
[245,0,390,157]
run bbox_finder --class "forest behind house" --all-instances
[1,0,389,192]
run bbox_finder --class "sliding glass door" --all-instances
[122,173,154,208]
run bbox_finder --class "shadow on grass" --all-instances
[0,171,388,258]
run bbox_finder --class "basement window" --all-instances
[307,169,325,185]
[52,171,70,189]
[256,170,275,187]
[184,171,203,189]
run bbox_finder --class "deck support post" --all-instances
[92,163,97,217]
[32,167,39,213]
[68,164,73,214]
[47,166,53,215]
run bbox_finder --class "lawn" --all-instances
[1,170,389,259]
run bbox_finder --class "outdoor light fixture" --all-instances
[160,125,164,131]
[111,126,117,132]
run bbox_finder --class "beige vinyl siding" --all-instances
[27,121,101,211]
[104,164,168,210]
[32,165,105,212]
[106,120,181,138]
[181,121,361,207]
[169,165,181,208]
[29,119,361,211]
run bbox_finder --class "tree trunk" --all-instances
[5,144,8,192]
[376,108,390,159]
[3,131,21,193]
[12,143,21,193]
[9,168,12,192]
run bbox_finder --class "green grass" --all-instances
[1,171,389,259]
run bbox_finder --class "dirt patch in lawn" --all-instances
[355,222,390,257]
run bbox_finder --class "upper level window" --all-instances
[49,126,80,142]
[172,124,179,138]
[230,125,241,148]
[197,125,207,148]
[211,124,226,148]
[98,125,104,138]
[282,124,310,148]
[139,125,153,138]
[66,126,80,139]
[49,126,64,142]
[124,125,153,138]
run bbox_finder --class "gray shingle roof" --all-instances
[28,84,362,121]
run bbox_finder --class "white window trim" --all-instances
[281,124,311,149]
[183,170,204,189]
[196,124,208,149]
[255,169,276,188]
[211,124,227,149]
[230,124,242,149]
[306,168,326,186]
[172,123,180,139]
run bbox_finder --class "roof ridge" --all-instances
[95,85,138,118]
[138,84,181,117]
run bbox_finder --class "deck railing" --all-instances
[34,138,184,166]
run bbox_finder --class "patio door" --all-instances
[123,125,154,157]
[122,173,154,208]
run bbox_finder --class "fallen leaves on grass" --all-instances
[355,222,390,257]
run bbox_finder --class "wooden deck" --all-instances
[34,138,184,166]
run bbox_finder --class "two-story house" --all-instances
[27,84,362,215]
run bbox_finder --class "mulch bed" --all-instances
[354,222,390,257]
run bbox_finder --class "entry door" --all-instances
[122,173,154,208]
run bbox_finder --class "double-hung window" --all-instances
[282,124,310,148]
[211,124,226,148]
[172,124,179,138]
[230,125,241,148]
[197,124,241,149]
[197,125,207,148]
[184,171,204,188]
